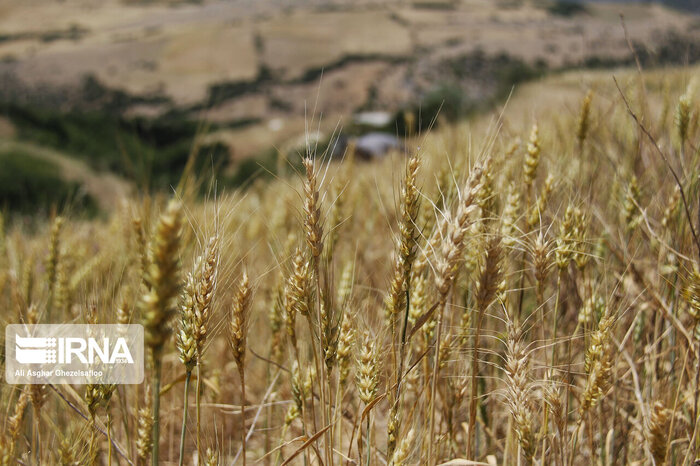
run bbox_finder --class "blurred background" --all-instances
[0,0,698,217]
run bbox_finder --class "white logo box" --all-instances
[5,324,144,384]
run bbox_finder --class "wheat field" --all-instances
[0,65,699,465]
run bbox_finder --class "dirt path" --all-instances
[0,139,130,211]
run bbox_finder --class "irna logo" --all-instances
[6,324,144,385]
[15,335,134,365]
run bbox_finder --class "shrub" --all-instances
[547,1,588,16]
[3,103,230,191]
[0,149,97,215]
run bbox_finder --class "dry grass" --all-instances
[0,63,699,465]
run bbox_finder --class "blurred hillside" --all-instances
[579,0,699,12]
[0,0,698,215]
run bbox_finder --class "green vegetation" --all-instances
[0,24,88,44]
[293,54,406,85]
[3,103,229,191]
[0,149,97,216]
[411,0,457,10]
[578,32,700,69]
[547,1,588,16]
[228,147,279,187]
[660,0,700,12]
[395,51,547,134]
[635,32,700,67]
[391,31,699,135]
[204,66,274,106]
[205,54,407,105]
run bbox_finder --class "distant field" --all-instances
[579,0,699,11]
[258,10,411,79]
[0,0,695,110]
[0,0,698,214]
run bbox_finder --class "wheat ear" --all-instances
[429,160,488,464]
[45,215,63,316]
[646,401,670,466]
[467,233,503,459]
[504,319,537,464]
[386,153,421,458]
[231,271,252,466]
[140,199,183,466]
[356,331,380,466]
[136,385,154,465]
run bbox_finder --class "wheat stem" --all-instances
[240,369,247,466]
[152,355,163,466]
[107,410,113,466]
[196,363,202,460]
[178,370,192,466]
